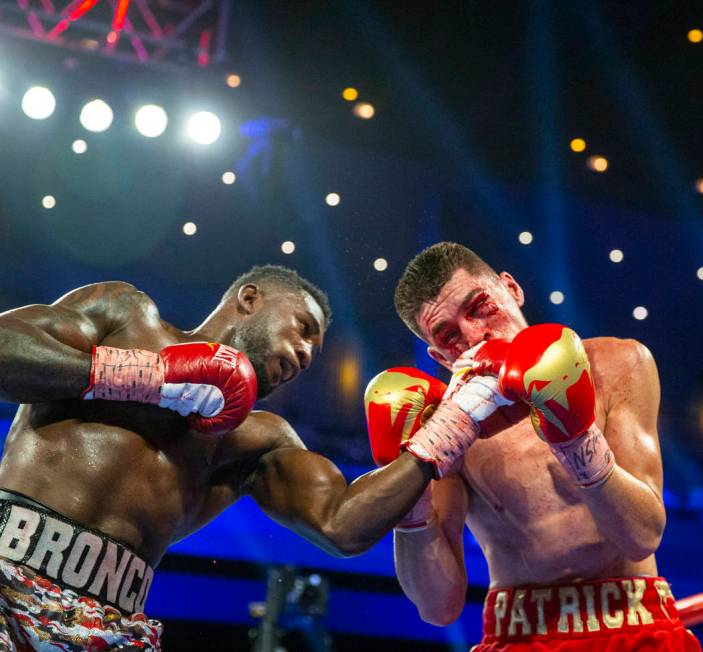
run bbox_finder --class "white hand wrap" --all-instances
[549,424,615,488]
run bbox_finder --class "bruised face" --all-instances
[417,267,528,371]
[232,291,325,398]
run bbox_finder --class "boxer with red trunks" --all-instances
[365,242,701,650]
[0,265,478,650]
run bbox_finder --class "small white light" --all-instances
[373,258,388,271]
[281,241,295,254]
[549,291,564,305]
[135,104,168,138]
[222,171,236,185]
[42,195,56,209]
[609,249,624,263]
[187,111,221,145]
[80,99,114,133]
[325,192,341,207]
[183,222,197,236]
[518,231,533,245]
[72,139,87,154]
[22,86,56,120]
[697,267,703,280]
[633,306,648,320]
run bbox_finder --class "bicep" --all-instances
[603,341,663,496]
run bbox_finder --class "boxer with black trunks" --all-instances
[0,265,479,651]
[364,242,701,650]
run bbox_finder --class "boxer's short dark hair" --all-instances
[394,242,495,338]
[227,265,332,326]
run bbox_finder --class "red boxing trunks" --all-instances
[473,576,701,651]
[0,489,162,650]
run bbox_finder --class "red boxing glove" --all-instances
[498,324,614,487]
[451,339,512,377]
[364,367,446,466]
[83,342,258,435]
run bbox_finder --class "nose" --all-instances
[296,345,312,371]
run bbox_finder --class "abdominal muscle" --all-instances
[462,421,657,589]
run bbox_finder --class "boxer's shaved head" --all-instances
[225,265,332,326]
[395,242,496,338]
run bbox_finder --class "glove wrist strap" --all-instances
[549,424,615,488]
[82,346,164,404]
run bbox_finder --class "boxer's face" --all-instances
[233,291,325,398]
[417,267,527,371]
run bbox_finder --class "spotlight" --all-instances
[353,102,375,119]
[697,267,703,280]
[22,86,56,120]
[518,231,533,245]
[570,138,586,153]
[187,111,221,145]
[342,87,359,101]
[373,258,388,271]
[633,306,648,320]
[222,171,236,185]
[688,29,703,43]
[587,155,608,173]
[694,179,703,194]
[226,74,241,88]
[182,222,197,236]
[549,291,564,305]
[72,139,87,154]
[80,99,113,133]
[42,195,56,209]
[135,105,168,138]
[325,192,341,206]
[609,249,624,263]
[281,241,295,254]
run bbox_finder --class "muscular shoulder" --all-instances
[585,337,658,409]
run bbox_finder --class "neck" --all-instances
[189,303,241,344]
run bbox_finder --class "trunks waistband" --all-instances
[0,488,154,615]
[482,576,683,644]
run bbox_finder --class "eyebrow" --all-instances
[304,311,324,352]
[430,288,484,339]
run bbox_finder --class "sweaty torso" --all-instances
[0,294,284,565]
[459,338,657,588]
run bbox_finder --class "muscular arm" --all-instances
[242,417,434,557]
[580,340,666,560]
[394,475,469,626]
[0,282,140,403]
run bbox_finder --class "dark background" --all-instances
[0,1,701,649]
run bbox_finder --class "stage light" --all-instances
[22,86,56,120]
[353,102,375,119]
[342,87,358,101]
[80,99,113,133]
[587,155,608,172]
[226,74,241,88]
[549,291,564,305]
[697,267,703,280]
[570,138,586,152]
[373,258,388,271]
[182,222,197,236]
[695,179,703,194]
[281,241,295,254]
[518,231,533,245]
[135,105,168,138]
[688,29,703,43]
[187,111,221,145]
[609,249,624,263]
[42,195,56,209]
[633,306,648,320]
[325,192,340,206]
[222,171,236,185]
[72,139,87,154]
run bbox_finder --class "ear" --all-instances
[498,272,524,307]
[426,345,453,371]
[236,283,261,315]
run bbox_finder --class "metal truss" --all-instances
[0,0,231,70]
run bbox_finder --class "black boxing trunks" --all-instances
[0,489,162,650]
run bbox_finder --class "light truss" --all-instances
[0,0,231,70]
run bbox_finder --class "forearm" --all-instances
[322,453,433,555]
[394,524,467,625]
[0,319,91,402]
[580,463,665,560]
